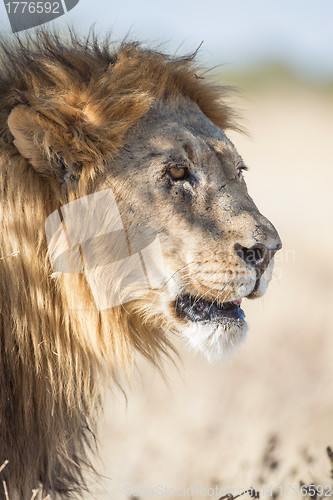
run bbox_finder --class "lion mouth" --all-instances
[175,294,245,323]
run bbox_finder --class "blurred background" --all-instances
[9,0,333,498]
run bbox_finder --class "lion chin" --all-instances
[181,320,248,363]
[172,295,247,363]
[166,258,276,362]
[174,294,245,362]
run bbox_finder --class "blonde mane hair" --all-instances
[0,31,236,497]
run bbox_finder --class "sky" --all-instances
[1,0,333,78]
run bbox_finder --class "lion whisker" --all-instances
[160,261,196,290]
[208,284,229,312]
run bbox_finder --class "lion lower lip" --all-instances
[175,294,245,323]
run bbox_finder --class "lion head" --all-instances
[0,32,281,497]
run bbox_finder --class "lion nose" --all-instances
[235,243,282,277]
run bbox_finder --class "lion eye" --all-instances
[237,164,248,178]
[169,166,188,180]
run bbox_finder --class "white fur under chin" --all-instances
[181,320,248,363]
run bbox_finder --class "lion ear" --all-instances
[8,105,76,182]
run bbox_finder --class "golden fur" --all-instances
[0,31,240,497]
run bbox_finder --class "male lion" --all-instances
[0,32,281,498]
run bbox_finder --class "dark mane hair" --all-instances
[0,30,237,142]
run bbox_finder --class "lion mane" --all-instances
[0,31,237,497]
